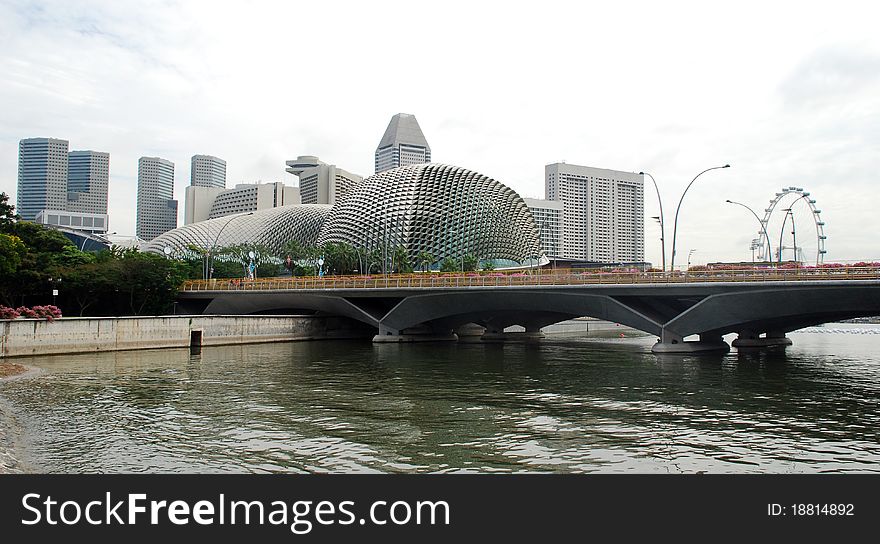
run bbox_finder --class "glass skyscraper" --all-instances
[17,137,69,221]
[190,154,227,188]
[136,156,178,241]
[66,150,110,215]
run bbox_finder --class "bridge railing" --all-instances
[178,266,880,292]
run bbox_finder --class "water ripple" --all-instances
[1,326,879,473]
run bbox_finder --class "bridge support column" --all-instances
[481,324,545,343]
[372,324,458,343]
[652,330,730,354]
[731,330,793,349]
[455,323,487,343]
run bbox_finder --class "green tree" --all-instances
[481,260,496,271]
[440,256,459,272]
[214,243,277,278]
[0,233,26,277]
[366,247,383,274]
[462,254,479,272]
[416,250,434,272]
[113,249,189,315]
[320,242,358,275]
[0,221,75,306]
[282,240,308,262]
[56,245,96,267]
[392,246,412,273]
[61,261,115,316]
[0,192,18,231]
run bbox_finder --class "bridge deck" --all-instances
[180,267,880,292]
[175,268,880,353]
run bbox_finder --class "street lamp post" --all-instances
[669,164,730,271]
[725,199,773,264]
[688,249,697,269]
[537,221,545,278]
[48,277,60,306]
[208,212,253,280]
[640,171,666,272]
[777,208,794,263]
[449,228,464,272]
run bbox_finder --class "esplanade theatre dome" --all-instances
[146,164,543,269]
[146,204,331,257]
[318,163,542,268]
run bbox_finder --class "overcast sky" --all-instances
[1,0,879,266]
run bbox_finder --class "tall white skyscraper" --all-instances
[374,113,431,173]
[17,137,69,221]
[286,156,363,205]
[17,138,110,229]
[523,198,564,258]
[136,157,177,241]
[66,150,110,215]
[546,162,644,263]
[190,154,227,188]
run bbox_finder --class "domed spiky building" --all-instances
[147,164,544,269]
[317,163,542,268]
[145,204,331,258]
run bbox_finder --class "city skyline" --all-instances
[1,2,879,265]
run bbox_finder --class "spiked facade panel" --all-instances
[146,204,331,258]
[317,164,542,268]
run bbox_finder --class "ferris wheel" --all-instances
[756,187,827,265]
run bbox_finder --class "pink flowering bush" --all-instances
[15,306,38,318]
[0,305,62,321]
[32,305,62,321]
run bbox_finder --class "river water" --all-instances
[1,325,879,473]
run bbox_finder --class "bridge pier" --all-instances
[454,323,487,343]
[731,330,793,349]
[481,324,545,343]
[481,331,546,343]
[652,331,730,354]
[372,324,458,343]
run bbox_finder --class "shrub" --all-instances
[15,306,38,318]
[32,305,62,321]
[0,305,62,320]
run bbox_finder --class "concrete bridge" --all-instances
[175,268,880,353]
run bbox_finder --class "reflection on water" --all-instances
[2,325,879,473]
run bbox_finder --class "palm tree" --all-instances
[440,256,458,272]
[393,246,412,273]
[367,247,383,274]
[416,250,434,272]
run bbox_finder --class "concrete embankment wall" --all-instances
[0,315,369,358]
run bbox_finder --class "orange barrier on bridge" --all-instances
[179,267,880,292]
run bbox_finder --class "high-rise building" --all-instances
[136,157,177,241]
[546,162,644,263]
[286,156,363,205]
[190,154,227,188]
[17,137,70,221]
[184,181,300,224]
[523,198,564,258]
[66,150,110,215]
[374,113,431,173]
[17,138,111,232]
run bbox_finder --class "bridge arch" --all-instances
[664,285,880,338]
[377,291,663,337]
